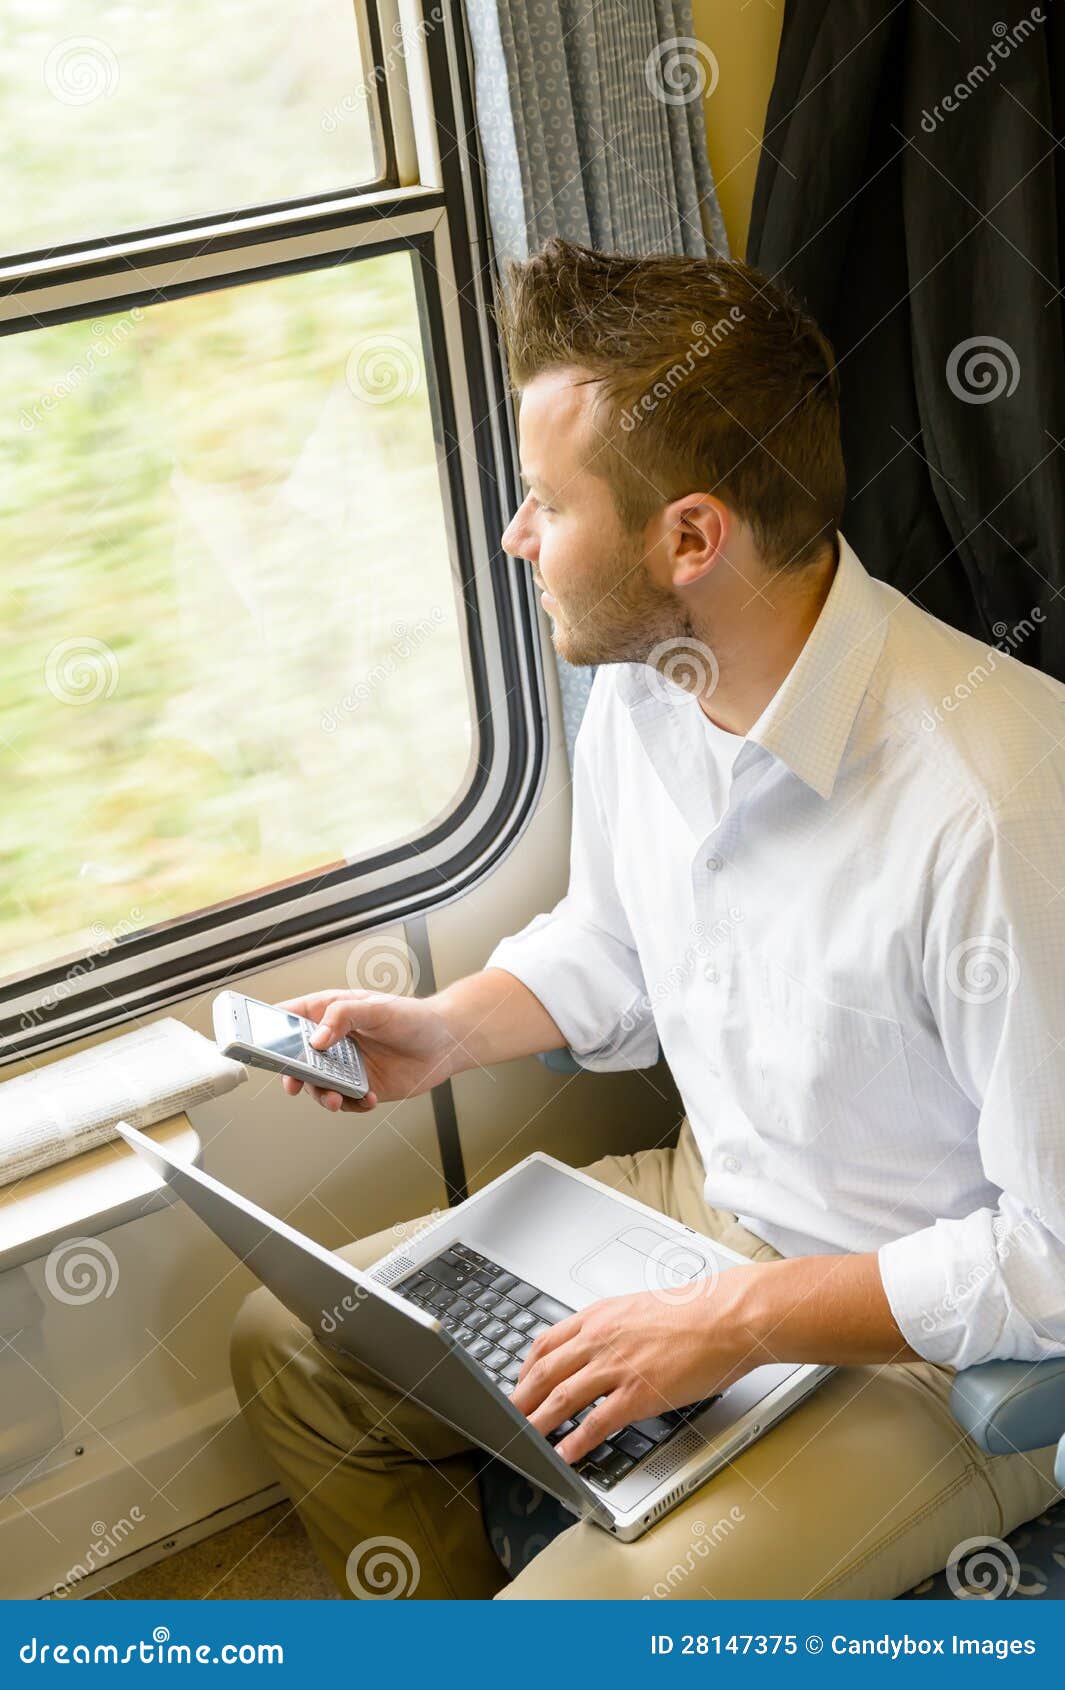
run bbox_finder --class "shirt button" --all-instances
[706,854,723,872]
[704,966,720,984]
[723,1155,742,1174]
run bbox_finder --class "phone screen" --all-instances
[246,999,307,1063]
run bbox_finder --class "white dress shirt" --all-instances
[487,533,1065,1370]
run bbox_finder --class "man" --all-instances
[231,240,1065,1599]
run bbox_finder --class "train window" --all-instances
[0,4,544,1055]
[3,253,469,983]
[2,0,383,257]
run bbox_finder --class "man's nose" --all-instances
[501,502,538,563]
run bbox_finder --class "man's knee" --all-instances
[228,1207,445,1415]
[230,1282,304,1417]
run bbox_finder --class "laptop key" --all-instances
[465,1310,490,1330]
[493,1298,519,1322]
[546,1418,577,1442]
[529,1293,573,1325]
[468,1338,494,1360]
[481,1318,507,1342]
[582,1441,615,1466]
[628,1415,675,1445]
[499,1357,522,1383]
[474,1289,501,1310]
[505,1281,540,1307]
[578,1462,615,1488]
[601,1450,637,1482]
[397,1273,431,1296]
[490,1271,519,1294]
[482,1346,510,1372]
[613,1428,654,1460]
[508,1309,537,1333]
[422,1258,472,1291]
[498,1329,525,1353]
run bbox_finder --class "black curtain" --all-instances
[747,0,1065,677]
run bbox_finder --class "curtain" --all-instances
[748,0,1065,680]
[463,0,730,757]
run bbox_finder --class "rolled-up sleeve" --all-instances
[486,676,659,1072]
[878,799,1065,1368]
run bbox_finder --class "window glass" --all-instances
[1,250,472,982]
[1,0,378,256]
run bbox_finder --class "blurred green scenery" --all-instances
[1,4,473,984]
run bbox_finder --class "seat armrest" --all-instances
[536,1048,584,1075]
[950,1358,1065,1457]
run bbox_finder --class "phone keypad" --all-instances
[302,1031,366,1092]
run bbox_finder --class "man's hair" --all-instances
[497,239,846,572]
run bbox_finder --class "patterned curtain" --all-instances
[462,0,730,760]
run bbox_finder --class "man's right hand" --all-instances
[277,989,460,1114]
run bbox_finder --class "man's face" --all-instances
[500,369,687,666]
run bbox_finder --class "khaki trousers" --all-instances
[230,1122,1059,1599]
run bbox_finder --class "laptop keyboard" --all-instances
[395,1241,719,1491]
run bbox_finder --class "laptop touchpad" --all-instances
[570,1225,714,1299]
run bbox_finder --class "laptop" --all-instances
[117,1122,832,1541]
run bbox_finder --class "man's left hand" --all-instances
[508,1276,758,1466]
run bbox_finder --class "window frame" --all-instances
[1,1,547,1061]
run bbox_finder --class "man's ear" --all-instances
[668,494,727,589]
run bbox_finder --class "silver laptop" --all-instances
[117,1122,831,1541]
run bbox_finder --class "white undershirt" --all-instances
[690,696,746,824]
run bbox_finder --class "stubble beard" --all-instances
[547,537,695,668]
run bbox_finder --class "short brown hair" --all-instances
[497,239,846,571]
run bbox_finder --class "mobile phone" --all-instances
[212,990,369,1101]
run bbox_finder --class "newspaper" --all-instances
[0,1018,247,1189]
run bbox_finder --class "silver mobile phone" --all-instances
[212,990,369,1101]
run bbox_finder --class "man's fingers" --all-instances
[281,1075,303,1097]
[309,993,392,1051]
[555,1389,631,1466]
[519,1312,582,1374]
[276,992,340,1021]
[512,1334,592,1416]
[524,1362,611,1446]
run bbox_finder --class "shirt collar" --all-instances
[746,532,887,800]
[614,532,888,802]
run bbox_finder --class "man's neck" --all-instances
[694,540,839,736]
